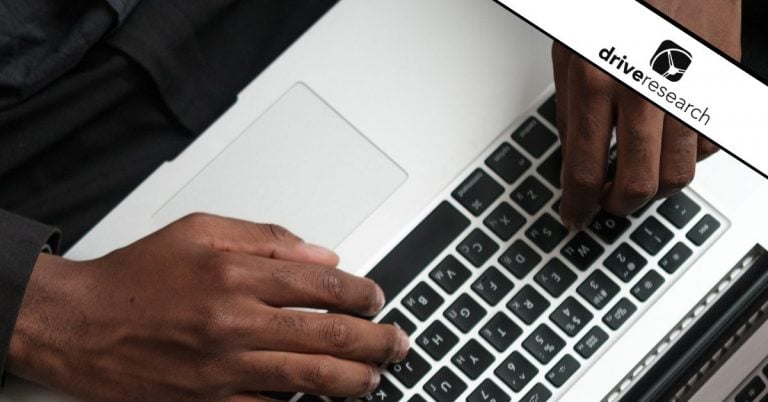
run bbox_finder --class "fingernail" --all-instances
[300,242,339,261]
[373,286,386,314]
[369,368,381,393]
[394,330,410,362]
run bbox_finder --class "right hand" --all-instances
[7,213,409,401]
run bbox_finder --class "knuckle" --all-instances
[319,318,353,350]
[265,223,291,241]
[207,255,240,289]
[574,62,613,92]
[566,168,603,192]
[301,358,336,389]
[660,169,694,191]
[198,309,234,344]
[180,212,215,228]
[620,179,658,201]
[318,270,345,304]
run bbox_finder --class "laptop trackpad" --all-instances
[153,83,407,247]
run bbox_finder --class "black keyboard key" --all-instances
[467,380,510,402]
[417,321,459,360]
[736,376,766,402]
[537,148,562,189]
[574,326,609,359]
[687,214,721,246]
[452,169,504,216]
[402,282,444,321]
[604,243,647,283]
[512,117,558,158]
[389,349,431,389]
[472,266,514,306]
[577,270,620,309]
[550,297,593,337]
[658,192,701,228]
[452,340,495,380]
[458,229,500,268]
[511,176,554,215]
[546,354,581,388]
[484,202,526,241]
[523,324,566,364]
[367,202,470,304]
[407,396,427,402]
[444,294,487,333]
[379,309,416,335]
[538,94,557,127]
[631,270,665,302]
[589,210,631,244]
[363,376,403,402]
[430,255,471,294]
[520,383,552,402]
[508,285,550,325]
[495,351,538,392]
[526,214,569,253]
[486,142,531,184]
[603,298,637,330]
[561,232,604,270]
[631,217,674,256]
[658,242,693,274]
[499,240,542,279]
[423,367,467,402]
[480,312,522,352]
[534,258,577,298]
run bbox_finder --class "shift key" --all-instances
[451,168,504,216]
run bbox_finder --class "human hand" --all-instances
[553,0,741,229]
[7,214,408,401]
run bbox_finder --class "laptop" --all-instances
[3,0,768,401]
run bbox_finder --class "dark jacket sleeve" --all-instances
[0,209,60,385]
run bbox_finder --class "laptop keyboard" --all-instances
[283,93,727,402]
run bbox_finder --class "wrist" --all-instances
[6,254,93,386]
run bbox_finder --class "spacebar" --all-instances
[366,201,470,305]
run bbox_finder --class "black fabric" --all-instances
[0,0,336,384]
[0,210,59,383]
[0,0,139,110]
[742,0,768,82]
[106,0,339,133]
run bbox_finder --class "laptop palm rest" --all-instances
[153,83,407,247]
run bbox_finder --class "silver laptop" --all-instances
[4,0,768,401]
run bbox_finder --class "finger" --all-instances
[235,352,381,397]
[225,253,384,316]
[603,96,665,215]
[697,135,719,161]
[224,395,274,402]
[249,308,409,364]
[552,41,572,147]
[179,213,339,266]
[657,115,697,198]
[559,59,615,229]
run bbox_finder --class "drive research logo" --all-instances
[598,45,711,126]
[650,40,692,82]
